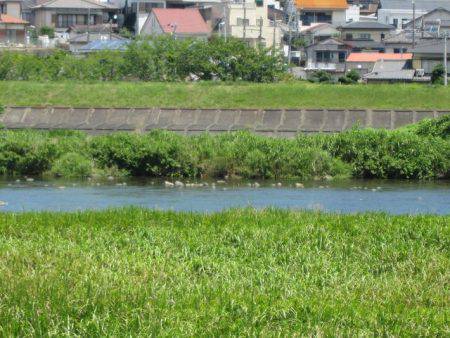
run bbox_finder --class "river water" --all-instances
[0,179,449,214]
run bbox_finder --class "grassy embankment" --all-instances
[1,81,450,109]
[0,208,448,335]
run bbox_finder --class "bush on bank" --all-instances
[0,122,449,180]
[0,37,285,82]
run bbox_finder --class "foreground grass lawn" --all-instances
[1,81,450,109]
[0,208,448,335]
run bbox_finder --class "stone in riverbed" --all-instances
[0,201,7,206]
[174,181,184,187]
[295,183,304,188]
[164,181,174,187]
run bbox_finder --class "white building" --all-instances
[378,0,450,30]
[226,0,282,48]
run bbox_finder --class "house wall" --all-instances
[341,29,388,42]
[414,56,450,74]
[140,11,163,35]
[4,1,21,18]
[378,8,428,30]
[0,25,26,43]
[331,10,346,26]
[228,1,282,48]
[346,61,374,75]
[305,43,349,71]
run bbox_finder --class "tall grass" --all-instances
[0,126,449,179]
[0,208,448,335]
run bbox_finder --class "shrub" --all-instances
[51,152,92,178]
[414,115,450,139]
[39,26,55,39]
[327,128,450,179]
[309,70,332,83]
[431,64,445,84]
[339,70,360,84]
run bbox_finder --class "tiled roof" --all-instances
[0,14,28,24]
[340,21,395,30]
[347,53,413,62]
[32,0,115,9]
[295,0,348,10]
[152,8,210,35]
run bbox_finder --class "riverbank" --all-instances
[0,208,448,335]
[1,81,450,109]
[0,125,449,180]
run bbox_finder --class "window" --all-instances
[237,18,249,26]
[394,48,400,53]
[0,4,5,14]
[57,14,95,28]
[338,52,346,63]
[345,33,353,40]
[255,0,263,7]
[256,18,263,27]
[381,33,385,39]
[393,18,398,28]
[316,51,331,63]
[359,33,371,40]
[6,29,17,42]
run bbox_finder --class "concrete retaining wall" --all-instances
[1,106,448,136]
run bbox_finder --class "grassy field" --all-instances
[1,81,450,109]
[0,208,448,336]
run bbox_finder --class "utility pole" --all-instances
[223,0,227,41]
[272,12,276,50]
[243,0,246,41]
[87,7,91,43]
[445,33,448,86]
[412,0,415,48]
[258,15,262,45]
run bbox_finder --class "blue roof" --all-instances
[78,39,131,52]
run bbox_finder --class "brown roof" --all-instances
[0,14,28,24]
[295,0,348,10]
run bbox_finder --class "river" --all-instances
[0,178,449,214]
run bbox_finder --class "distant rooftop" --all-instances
[340,21,395,30]
[0,14,28,24]
[152,8,210,35]
[295,0,348,10]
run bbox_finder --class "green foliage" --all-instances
[0,208,448,335]
[327,128,450,179]
[51,152,92,178]
[339,69,360,84]
[0,127,448,180]
[414,115,450,139]
[431,64,445,84]
[309,70,333,83]
[0,37,285,82]
[39,26,55,39]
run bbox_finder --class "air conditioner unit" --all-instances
[415,69,425,77]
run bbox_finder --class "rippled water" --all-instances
[1,178,449,214]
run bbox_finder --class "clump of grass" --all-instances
[50,152,92,178]
[0,208,448,335]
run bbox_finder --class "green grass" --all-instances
[1,81,450,109]
[0,208,448,336]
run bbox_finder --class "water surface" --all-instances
[1,179,449,214]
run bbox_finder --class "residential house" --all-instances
[226,0,282,49]
[403,7,450,36]
[378,0,450,30]
[0,13,28,43]
[299,22,338,45]
[363,59,417,83]
[347,0,379,16]
[67,23,123,51]
[295,0,347,26]
[383,30,435,53]
[30,0,118,33]
[411,39,450,75]
[339,21,395,52]
[305,37,351,77]
[0,0,27,43]
[346,52,412,76]
[140,8,210,39]
[0,0,22,18]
